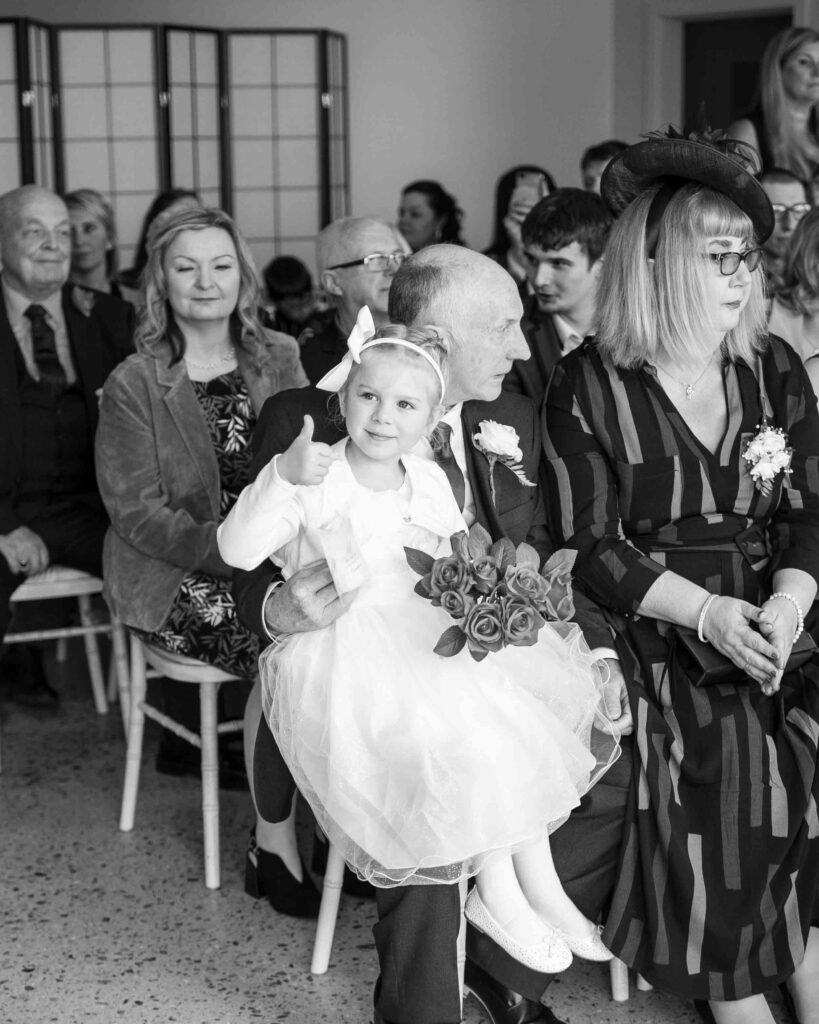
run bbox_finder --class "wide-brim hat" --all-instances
[601,125,774,243]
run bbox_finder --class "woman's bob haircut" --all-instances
[135,206,265,366]
[595,183,767,369]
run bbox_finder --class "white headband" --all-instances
[315,306,446,401]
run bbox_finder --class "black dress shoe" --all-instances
[464,960,566,1024]
[244,830,321,918]
[0,644,58,707]
[312,830,375,899]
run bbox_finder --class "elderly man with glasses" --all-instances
[297,216,408,384]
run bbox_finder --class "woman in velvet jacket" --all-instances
[95,207,318,915]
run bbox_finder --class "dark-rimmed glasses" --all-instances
[771,202,811,220]
[327,251,406,272]
[708,248,764,276]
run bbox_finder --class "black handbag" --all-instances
[669,626,817,688]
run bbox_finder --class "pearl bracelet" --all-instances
[769,591,805,642]
[697,593,718,642]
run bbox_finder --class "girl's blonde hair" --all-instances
[135,206,265,366]
[760,27,819,178]
[595,183,767,369]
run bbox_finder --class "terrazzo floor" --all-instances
[0,642,792,1024]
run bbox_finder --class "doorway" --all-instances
[683,13,792,133]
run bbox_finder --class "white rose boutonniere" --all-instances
[472,420,536,506]
[742,422,793,496]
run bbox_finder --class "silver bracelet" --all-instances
[697,593,718,643]
[769,591,805,642]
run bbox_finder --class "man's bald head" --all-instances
[388,244,529,405]
[0,185,71,301]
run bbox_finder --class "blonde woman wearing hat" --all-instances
[543,129,819,1023]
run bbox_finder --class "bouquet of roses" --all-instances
[404,523,577,662]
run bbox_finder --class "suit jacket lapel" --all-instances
[63,289,106,430]
[0,297,23,464]
[461,402,504,539]
[156,356,221,518]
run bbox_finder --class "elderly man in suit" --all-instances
[297,216,408,385]
[504,189,612,409]
[0,185,134,703]
[233,244,633,1024]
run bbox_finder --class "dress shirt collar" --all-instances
[551,313,585,355]
[2,277,65,332]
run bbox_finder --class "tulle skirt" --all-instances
[260,571,619,887]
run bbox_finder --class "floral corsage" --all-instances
[472,420,535,505]
[405,523,576,662]
[742,422,792,496]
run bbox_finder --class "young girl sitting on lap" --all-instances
[217,310,619,972]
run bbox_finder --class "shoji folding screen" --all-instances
[0,19,349,274]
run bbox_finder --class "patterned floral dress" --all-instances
[543,336,819,1002]
[138,370,259,678]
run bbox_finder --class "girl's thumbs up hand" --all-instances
[278,415,333,486]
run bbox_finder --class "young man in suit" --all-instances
[234,245,632,1024]
[504,189,612,409]
[0,185,134,703]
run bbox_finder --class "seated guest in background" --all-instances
[398,179,465,252]
[96,206,309,796]
[116,188,202,302]
[504,188,612,407]
[579,140,628,194]
[64,188,120,297]
[484,165,555,291]
[728,26,819,198]
[233,245,632,1024]
[769,206,819,400]
[261,255,318,337]
[298,216,407,384]
[759,167,812,293]
[0,185,134,705]
[545,128,819,1024]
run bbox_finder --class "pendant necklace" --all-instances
[655,355,714,400]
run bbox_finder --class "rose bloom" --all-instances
[428,556,470,599]
[440,588,476,621]
[463,601,505,653]
[504,564,549,603]
[473,420,523,461]
[470,555,500,594]
[502,597,545,647]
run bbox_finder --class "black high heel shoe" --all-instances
[244,831,321,918]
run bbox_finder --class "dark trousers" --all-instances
[252,704,633,1023]
[0,498,108,640]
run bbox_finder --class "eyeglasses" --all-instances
[771,202,811,220]
[327,251,406,272]
[707,248,765,276]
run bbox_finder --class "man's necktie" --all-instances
[432,421,466,511]
[25,304,66,392]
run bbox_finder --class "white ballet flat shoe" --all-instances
[464,889,573,974]
[553,922,613,962]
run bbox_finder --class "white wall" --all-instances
[1,0,616,250]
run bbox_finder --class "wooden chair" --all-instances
[118,635,244,889]
[1,567,130,771]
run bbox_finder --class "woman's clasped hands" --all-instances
[700,594,796,695]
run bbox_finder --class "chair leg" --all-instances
[78,594,107,715]
[109,619,131,733]
[200,681,221,890]
[311,845,346,974]
[56,636,68,663]
[610,958,629,1001]
[119,636,147,832]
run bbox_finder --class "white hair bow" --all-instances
[316,306,376,392]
